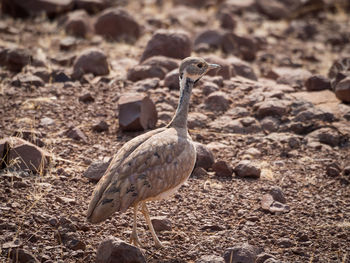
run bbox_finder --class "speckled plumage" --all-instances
[87,57,220,247]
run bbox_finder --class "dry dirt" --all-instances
[0,1,350,263]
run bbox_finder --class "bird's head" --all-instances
[179,57,220,84]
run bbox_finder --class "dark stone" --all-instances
[194,142,215,170]
[212,160,233,177]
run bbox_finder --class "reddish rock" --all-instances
[1,0,73,18]
[305,75,331,91]
[11,73,44,87]
[141,56,179,72]
[256,99,289,118]
[261,194,290,213]
[151,216,172,232]
[222,33,258,61]
[194,142,215,170]
[0,137,50,174]
[72,48,109,79]
[223,243,262,263]
[127,65,166,82]
[188,112,209,128]
[212,160,233,177]
[118,94,158,131]
[234,160,261,178]
[203,56,234,80]
[0,47,31,72]
[227,56,257,81]
[201,81,219,96]
[260,116,280,133]
[66,127,88,143]
[75,0,109,14]
[79,93,95,103]
[164,69,180,90]
[92,120,109,132]
[64,10,92,38]
[140,29,192,62]
[12,130,45,147]
[197,255,225,263]
[326,162,341,177]
[205,91,231,111]
[194,29,224,51]
[335,77,350,103]
[172,0,215,7]
[83,160,111,182]
[96,237,146,263]
[94,7,141,42]
[10,248,39,263]
[266,67,312,87]
[256,0,300,20]
[133,78,160,92]
[306,127,342,147]
[219,12,236,31]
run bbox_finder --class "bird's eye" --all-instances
[197,63,203,68]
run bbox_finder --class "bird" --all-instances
[86,57,220,248]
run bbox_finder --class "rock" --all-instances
[227,57,257,81]
[203,56,233,79]
[196,255,225,263]
[201,81,219,96]
[222,33,258,61]
[164,69,180,90]
[118,94,158,131]
[96,237,146,263]
[1,0,73,18]
[219,12,236,31]
[223,243,262,263]
[194,29,224,51]
[141,56,179,72]
[59,36,77,50]
[266,67,312,87]
[75,0,109,14]
[40,117,55,126]
[83,160,111,182]
[133,78,160,92]
[172,0,214,8]
[305,75,331,91]
[256,99,289,119]
[10,248,39,263]
[256,0,299,20]
[65,127,88,143]
[151,216,172,232]
[188,112,208,129]
[334,77,350,103]
[194,142,215,170]
[94,7,141,42]
[326,162,341,177]
[140,29,192,62]
[11,73,44,87]
[306,127,342,147]
[205,91,231,111]
[64,10,92,38]
[32,67,51,83]
[260,116,280,133]
[0,47,31,72]
[255,253,277,263]
[212,160,233,177]
[234,160,260,178]
[277,238,293,248]
[209,116,261,134]
[92,120,109,132]
[292,107,334,123]
[343,166,350,176]
[0,137,50,174]
[269,186,286,204]
[191,167,208,177]
[12,130,45,148]
[328,57,350,87]
[72,48,109,79]
[261,194,290,214]
[127,65,166,82]
[79,93,95,103]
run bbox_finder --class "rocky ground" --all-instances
[1,0,350,262]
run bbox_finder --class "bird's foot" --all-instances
[130,232,143,247]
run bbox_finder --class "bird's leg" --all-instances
[141,202,163,248]
[130,203,143,247]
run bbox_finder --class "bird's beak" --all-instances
[207,63,221,71]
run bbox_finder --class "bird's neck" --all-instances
[168,77,194,129]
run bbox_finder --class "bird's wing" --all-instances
[87,127,166,221]
[87,127,196,223]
